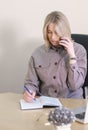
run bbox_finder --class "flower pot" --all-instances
[54,124,71,130]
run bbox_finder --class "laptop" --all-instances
[72,102,88,124]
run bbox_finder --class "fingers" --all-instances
[23,91,36,102]
[59,37,69,45]
[59,37,75,57]
[59,37,73,48]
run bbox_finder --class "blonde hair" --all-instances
[43,11,71,47]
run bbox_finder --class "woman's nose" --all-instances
[52,34,57,40]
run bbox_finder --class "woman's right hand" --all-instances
[23,90,36,102]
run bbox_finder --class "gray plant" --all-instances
[48,106,75,126]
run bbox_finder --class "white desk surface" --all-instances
[0,92,88,130]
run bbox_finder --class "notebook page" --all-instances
[20,98,43,110]
[39,96,62,107]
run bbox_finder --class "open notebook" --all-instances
[20,96,62,110]
[72,102,88,124]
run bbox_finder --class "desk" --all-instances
[0,93,88,130]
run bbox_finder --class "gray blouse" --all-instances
[24,42,87,98]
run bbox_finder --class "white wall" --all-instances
[0,0,88,93]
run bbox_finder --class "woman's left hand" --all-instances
[59,37,76,58]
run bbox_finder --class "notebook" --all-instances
[20,96,62,110]
[72,102,88,124]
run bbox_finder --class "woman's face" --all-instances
[47,23,61,47]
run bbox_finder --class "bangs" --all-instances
[56,21,71,38]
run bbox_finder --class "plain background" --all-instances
[0,0,88,93]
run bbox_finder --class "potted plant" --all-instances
[48,106,75,130]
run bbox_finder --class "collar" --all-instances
[49,44,65,52]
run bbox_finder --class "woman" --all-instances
[24,11,87,102]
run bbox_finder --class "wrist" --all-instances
[70,57,76,60]
[69,57,76,64]
[69,53,76,58]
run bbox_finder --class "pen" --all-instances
[24,86,36,100]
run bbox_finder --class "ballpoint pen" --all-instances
[24,86,36,100]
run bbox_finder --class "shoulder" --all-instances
[74,42,87,54]
[30,44,50,66]
[31,44,47,57]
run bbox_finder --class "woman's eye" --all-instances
[48,31,52,34]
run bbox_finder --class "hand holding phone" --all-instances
[59,37,75,58]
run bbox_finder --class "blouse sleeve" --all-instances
[24,56,40,93]
[67,46,87,91]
